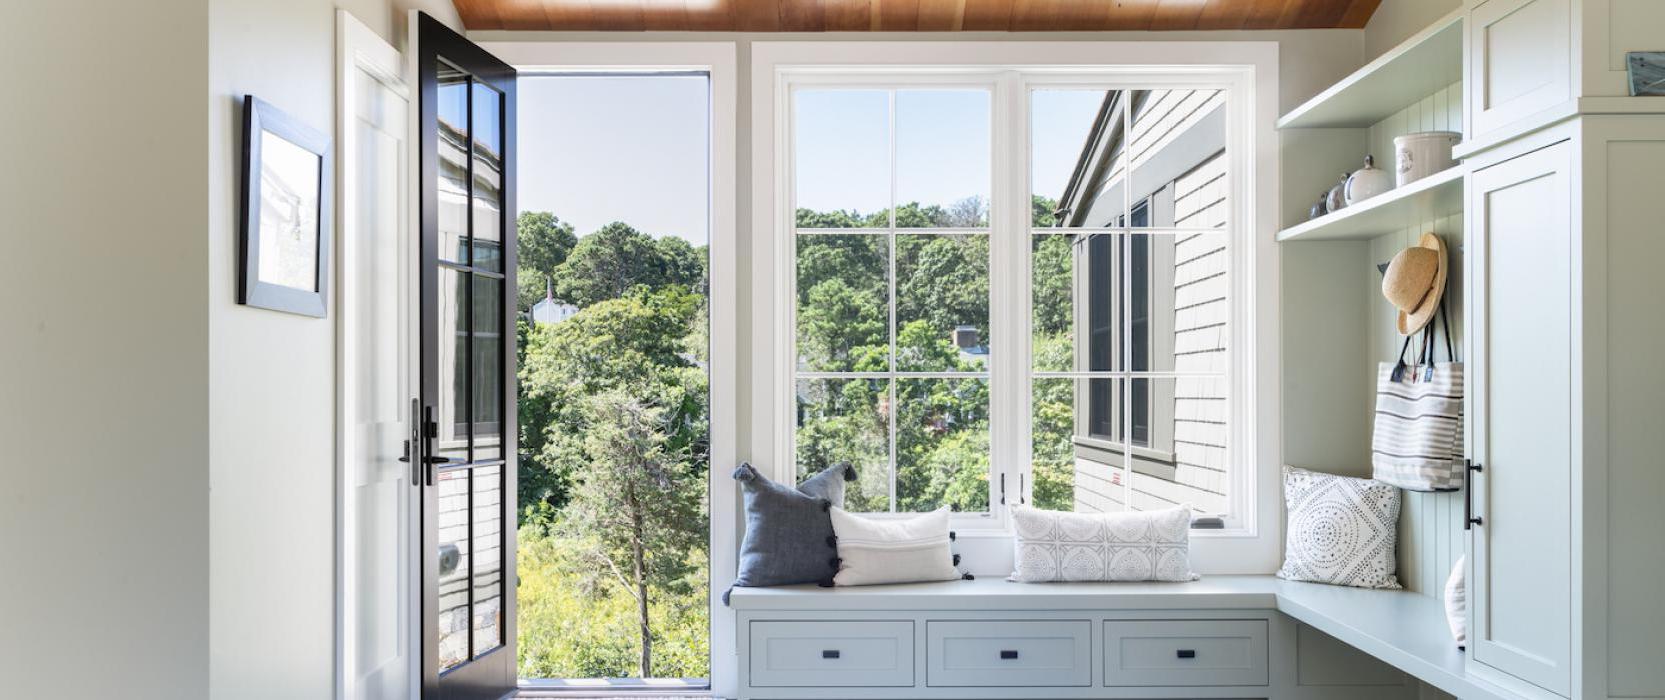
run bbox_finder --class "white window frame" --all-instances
[752,41,1281,576]
[474,39,740,695]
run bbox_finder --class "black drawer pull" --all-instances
[821,650,840,659]
[1177,649,1197,659]
[1000,650,1019,660]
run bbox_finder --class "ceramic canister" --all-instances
[1394,131,1460,187]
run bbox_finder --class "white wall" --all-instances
[1363,0,1460,60]
[0,2,211,698]
[204,1,457,698]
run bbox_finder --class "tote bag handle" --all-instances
[1392,298,1454,383]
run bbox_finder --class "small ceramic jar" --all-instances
[1324,173,1349,213]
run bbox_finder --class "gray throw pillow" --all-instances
[728,462,856,601]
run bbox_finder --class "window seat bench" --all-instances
[730,576,1521,700]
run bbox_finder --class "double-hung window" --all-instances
[780,66,1251,536]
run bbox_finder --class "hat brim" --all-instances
[1397,233,1448,335]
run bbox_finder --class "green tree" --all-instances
[1033,194,1060,228]
[896,234,989,365]
[518,211,578,311]
[554,222,703,306]
[555,390,703,678]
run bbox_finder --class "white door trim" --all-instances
[336,10,416,700]
[474,40,741,698]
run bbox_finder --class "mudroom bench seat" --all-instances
[730,576,1519,700]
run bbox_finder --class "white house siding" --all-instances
[1128,90,1224,167]
[1071,102,1232,517]
[1166,154,1230,516]
[435,465,506,669]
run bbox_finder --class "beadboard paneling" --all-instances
[1362,85,1466,598]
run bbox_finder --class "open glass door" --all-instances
[415,12,517,699]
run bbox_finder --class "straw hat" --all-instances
[1382,233,1448,335]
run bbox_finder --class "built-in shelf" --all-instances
[1277,167,1465,242]
[1277,10,1463,129]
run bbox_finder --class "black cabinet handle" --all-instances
[1000,650,1019,660]
[821,650,840,659]
[1177,649,1197,659]
[1464,459,1484,530]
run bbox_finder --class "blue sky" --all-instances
[517,76,1104,241]
[519,75,711,243]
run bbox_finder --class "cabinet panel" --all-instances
[926,620,1091,687]
[1466,139,1574,697]
[1469,0,1571,140]
[749,620,915,687]
[1104,619,1268,687]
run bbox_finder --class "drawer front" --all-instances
[926,620,1091,687]
[1103,620,1268,687]
[748,620,914,687]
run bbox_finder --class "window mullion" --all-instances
[886,90,898,513]
[1120,89,1136,514]
[995,71,1026,520]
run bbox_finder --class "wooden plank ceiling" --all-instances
[454,0,1383,32]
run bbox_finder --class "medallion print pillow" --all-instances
[1008,505,1199,583]
[1276,466,1402,589]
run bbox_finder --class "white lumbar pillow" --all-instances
[1276,466,1402,589]
[1008,505,1200,583]
[1445,556,1466,646]
[828,506,960,586]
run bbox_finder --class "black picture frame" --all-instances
[239,94,333,317]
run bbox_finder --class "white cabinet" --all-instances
[1460,118,1665,699]
[1464,0,1665,148]
[1466,138,1575,697]
[1467,0,1573,141]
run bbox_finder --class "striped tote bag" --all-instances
[1372,315,1465,491]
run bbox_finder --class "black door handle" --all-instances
[1000,650,1019,660]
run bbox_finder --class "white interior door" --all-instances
[337,11,415,700]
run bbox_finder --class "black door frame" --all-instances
[416,12,518,700]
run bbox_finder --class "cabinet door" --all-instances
[1467,0,1572,141]
[1466,139,1574,697]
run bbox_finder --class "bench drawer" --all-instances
[1103,620,1268,686]
[748,620,914,687]
[926,620,1092,687]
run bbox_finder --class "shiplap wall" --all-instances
[1363,82,1466,597]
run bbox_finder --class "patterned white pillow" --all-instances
[1276,466,1402,589]
[1009,505,1199,583]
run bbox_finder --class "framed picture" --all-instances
[240,95,332,317]
[1628,52,1665,97]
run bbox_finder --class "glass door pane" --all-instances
[418,13,517,699]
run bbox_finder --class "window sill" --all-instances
[1071,435,1178,467]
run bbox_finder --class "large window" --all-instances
[782,71,1246,531]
